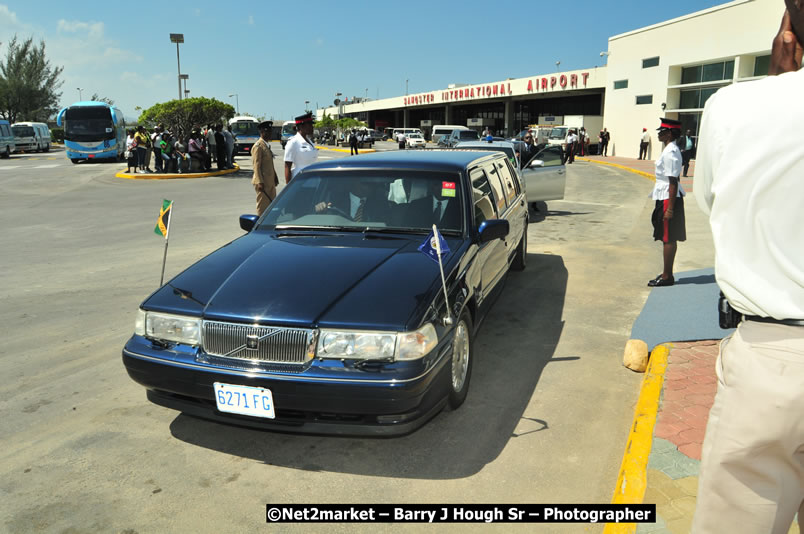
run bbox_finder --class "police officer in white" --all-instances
[284,112,318,184]
[648,117,684,287]
[692,5,804,533]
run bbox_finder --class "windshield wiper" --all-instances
[362,227,429,236]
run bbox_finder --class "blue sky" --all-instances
[0,1,727,121]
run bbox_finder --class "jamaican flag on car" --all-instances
[154,199,173,238]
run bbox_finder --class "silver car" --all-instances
[453,141,566,206]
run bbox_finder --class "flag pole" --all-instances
[432,224,453,326]
[159,203,173,287]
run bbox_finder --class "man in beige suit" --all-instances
[251,121,279,216]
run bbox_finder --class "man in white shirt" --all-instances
[565,130,578,164]
[691,9,804,534]
[647,117,684,287]
[283,112,318,183]
[639,128,650,160]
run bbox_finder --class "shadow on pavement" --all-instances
[673,274,715,285]
[168,253,569,480]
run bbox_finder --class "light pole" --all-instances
[365,88,368,101]
[600,51,610,65]
[180,74,189,100]
[406,79,409,95]
[77,87,83,100]
[228,93,239,114]
[304,100,310,113]
[169,33,184,100]
[555,61,561,72]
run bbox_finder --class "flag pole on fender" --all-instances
[431,224,453,326]
[154,199,173,287]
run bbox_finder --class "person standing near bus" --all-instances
[252,121,278,215]
[284,112,318,184]
[134,126,149,173]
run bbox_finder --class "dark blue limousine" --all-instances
[122,150,529,435]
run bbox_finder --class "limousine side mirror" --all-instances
[529,159,544,168]
[477,219,510,243]
[240,214,259,232]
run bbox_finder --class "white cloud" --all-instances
[0,4,19,26]
[57,19,104,38]
[315,37,324,46]
[248,15,254,25]
[103,47,143,63]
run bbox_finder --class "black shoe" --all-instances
[647,275,674,287]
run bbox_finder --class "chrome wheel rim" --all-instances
[451,320,470,392]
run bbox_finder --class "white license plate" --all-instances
[213,382,275,419]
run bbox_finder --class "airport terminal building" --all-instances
[317,0,781,159]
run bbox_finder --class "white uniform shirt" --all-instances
[567,133,578,144]
[651,142,684,200]
[641,131,650,143]
[695,71,804,319]
[283,132,318,179]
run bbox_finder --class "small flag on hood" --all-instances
[418,226,450,264]
[154,199,173,238]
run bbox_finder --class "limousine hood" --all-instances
[144,232,463,331]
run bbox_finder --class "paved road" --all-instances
[0,146,711,533]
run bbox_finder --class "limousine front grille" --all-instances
[201,321,316,364]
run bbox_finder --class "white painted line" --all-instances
[32,164,61,169]
[0,166,21,170]
[318,156,334,159]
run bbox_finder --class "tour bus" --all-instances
[280,120,297,149]
[56,101,125,163]
[0,120,15,158]
[11,122,51,153]
[228,116,260,154]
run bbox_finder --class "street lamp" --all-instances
[228,93,239,114]
[77,87,83,100]
[406,79,409,95]
[169,33,184,100]
[180,73,189,100]
[555,61,561,72]
[304,100,310,112]
[600,51,610,65]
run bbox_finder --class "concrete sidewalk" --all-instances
[579,155,695,193]
[585,157,800,534]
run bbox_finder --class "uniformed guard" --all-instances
[283,112,318,184]
[251,120,278,216]
[647,117,685,287]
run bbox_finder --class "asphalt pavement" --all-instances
[0,145,713,533]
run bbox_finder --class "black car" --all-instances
[122,151,529,436]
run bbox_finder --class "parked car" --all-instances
[452,141,565,207]
[446,129,480,147]
[405,132,426,148]
[122,150,528,436]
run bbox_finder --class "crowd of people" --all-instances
[125,124,237,174]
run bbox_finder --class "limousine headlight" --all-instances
[316,324,438,361]
[318,330,397,360]
[135,310,201,346]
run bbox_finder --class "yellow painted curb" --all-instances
[603,343,670,534]
[115,163,240,180]
[314,145,376,154]
[576,157,655,182]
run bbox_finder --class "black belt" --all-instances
[744,315,804,327]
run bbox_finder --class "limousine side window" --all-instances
[470,168,497,226]
[497,160,518,205]
[537,145,564,167]
[484,162,508,214]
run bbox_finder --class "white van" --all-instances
[432,125,469,145]
[391,128,422,138]
[11,122,51,152]
[0,120,15,158]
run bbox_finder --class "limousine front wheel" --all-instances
[448,311,473,410]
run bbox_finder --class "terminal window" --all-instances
[635,95,653,105]
[753,55,770,76]
[642,56,660,68]
[613,80,628,90]
[681,60,735,84]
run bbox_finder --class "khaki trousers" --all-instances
[692,321,804,534]
[255,185,274,216]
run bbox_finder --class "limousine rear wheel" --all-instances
[1,146,9,159]
[447,311,473,410]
